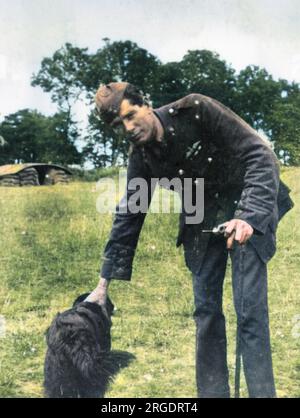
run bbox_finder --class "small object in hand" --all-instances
[202,223,228,236]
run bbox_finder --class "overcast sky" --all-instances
[0,0,299,121]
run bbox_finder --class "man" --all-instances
[86,82,293,398]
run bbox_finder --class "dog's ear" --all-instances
[105,296,115,316]
[46,310,88,351]
[45,313,67,351]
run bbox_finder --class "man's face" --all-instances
[114,99,157,146]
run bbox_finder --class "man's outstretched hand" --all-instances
[223,219,254,249]
[84,277,110,306]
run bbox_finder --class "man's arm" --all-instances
[100,148,155,281]
[86,148,155,305]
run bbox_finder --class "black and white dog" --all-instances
[44,293,115,398]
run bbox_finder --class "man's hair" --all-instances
[123,84,150,107]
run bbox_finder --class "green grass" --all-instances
[0,168,299,398]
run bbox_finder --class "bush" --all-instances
[70,166,122,182]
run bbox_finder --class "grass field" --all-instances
[0,168,299,398]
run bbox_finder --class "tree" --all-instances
[0,110,44,163]
[84,39,160,94]
[235,66,283,130]
[0,109,82,165]
[151,61,187,107]
[179,50,237,107]
[43,111,82,165]
[31,43,90,111]
[31,43,91,160]
[235,67,300,164]
[267,93,300,165]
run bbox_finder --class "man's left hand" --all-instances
[223,219,254,249]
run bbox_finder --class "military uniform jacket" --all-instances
[100,94,294,280]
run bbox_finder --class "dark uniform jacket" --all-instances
[100,94,294,280]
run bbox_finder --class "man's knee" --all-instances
[238,305,270,331]
[193,302,225,323]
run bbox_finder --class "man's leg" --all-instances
[192,235,230,398]
[230,242,276,398]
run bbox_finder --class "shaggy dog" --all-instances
[44,293,115,398]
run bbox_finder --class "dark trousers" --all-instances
[192,234,276,398]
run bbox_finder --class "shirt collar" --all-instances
[153,105,176,141]
[153,104,178,153]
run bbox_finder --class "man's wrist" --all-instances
[98,277,110,289]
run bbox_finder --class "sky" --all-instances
[0,0,300,122]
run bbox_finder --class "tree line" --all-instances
[1,39,299,167]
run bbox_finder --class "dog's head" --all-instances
[72,293,115,318]
[46,294,114,356]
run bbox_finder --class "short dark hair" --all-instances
[123,84,150,107]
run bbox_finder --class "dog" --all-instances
[44,293,115,398]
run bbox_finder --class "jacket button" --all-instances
[178,169,184,175]
[168,126,176,136]
[208,157,212,163]
[215,193,219,198]
[169,108,175,114]
[234,200,238,204]
[195,114,200,119]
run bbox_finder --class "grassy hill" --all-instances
[0,167,299,398]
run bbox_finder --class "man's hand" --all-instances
[223,219,254,249]
[84,277,110,306]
